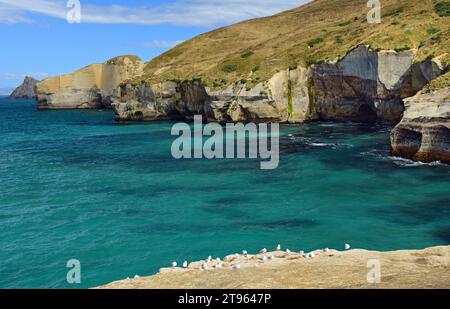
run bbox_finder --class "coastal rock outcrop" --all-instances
[311,46,444,124]
[391,88,450,164]
[35,55,144,109]
[10,76,39,99]
[113,46,445,125]
[112,67,315,123]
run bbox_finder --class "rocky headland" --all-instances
[99,245,450,289]
[35,55,144,109]
[34,0,450,164]
[10,76,39,99]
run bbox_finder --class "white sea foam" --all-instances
[389,157,447,167]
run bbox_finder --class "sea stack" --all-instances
[9,76,39,99]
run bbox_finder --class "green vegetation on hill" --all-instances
[133,0,449,89]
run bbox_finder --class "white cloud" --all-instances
[142,40,184,49]
[0,0,309,27]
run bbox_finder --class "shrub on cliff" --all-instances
[221,64,238,73]
[435,1,450,16]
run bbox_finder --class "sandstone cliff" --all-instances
[10,76,39,99]
[35,55,144,109]
[112,46,444,125]
[391,87,450,164]
[112,66,314,123]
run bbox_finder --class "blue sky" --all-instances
[0,0,308,89]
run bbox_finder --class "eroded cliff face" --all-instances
[112,67,315,123]
[391,88,450,164]
[35,55,144,109]
[311,46,443,124]
[34,46,448,164]
[112,46,444,126]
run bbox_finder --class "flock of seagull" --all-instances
[169,243,351,273]
[125,243,352,280]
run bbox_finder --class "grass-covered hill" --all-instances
[133,0,449,90]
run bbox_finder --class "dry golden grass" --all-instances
[134,0,449,89]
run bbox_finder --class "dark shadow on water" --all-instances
[235,218,320,230]
[432,226,450,243]
[369,195,450,226]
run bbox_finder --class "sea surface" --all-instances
[0,97,449,288]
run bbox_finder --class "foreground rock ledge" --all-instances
[99,246,449,289]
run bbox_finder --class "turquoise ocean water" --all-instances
[0,97,449,288]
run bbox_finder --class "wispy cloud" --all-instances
[142,40,184,49]
[0,0,308,27]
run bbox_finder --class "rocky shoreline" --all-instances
[33,46,449,164]
[99,245,450,289]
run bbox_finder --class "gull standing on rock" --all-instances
[345,244,351,250]
[276,244,281,251]
[171,262,177,268]
[182,261,188,268]
[260,248,267,254]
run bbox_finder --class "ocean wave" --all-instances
[360,150,448,167]
[389,156,448,167]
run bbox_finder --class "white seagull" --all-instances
[207,256,212,262]
[260,248,268,254]
[276,244,281,251]
[243,250,248,256]
[286,249,291,254]
[134,275,140,279]
[171,261,177,268]
[345,244,351,250]
[182,261,188,268]
[201,263,209,270]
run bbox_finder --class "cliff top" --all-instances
[135,0,449,89]
[99,246,450,289]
